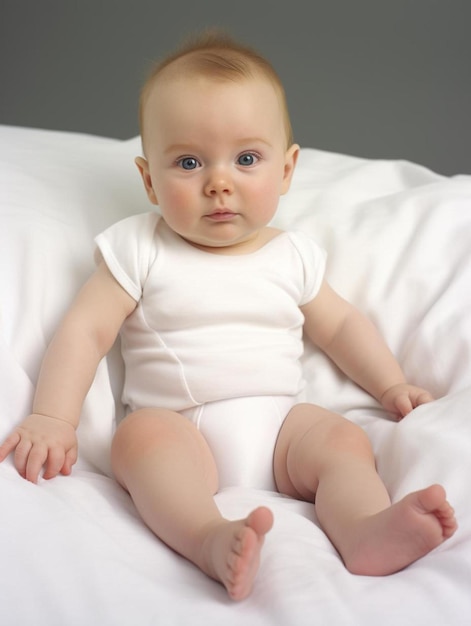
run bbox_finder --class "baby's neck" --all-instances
[184,227,284,256]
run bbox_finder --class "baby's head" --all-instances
[138,30,294,152]
[135,31,299,252]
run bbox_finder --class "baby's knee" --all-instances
[323,417,373,459]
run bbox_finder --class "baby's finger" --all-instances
[395,394,414,419]
[61,446,78,476]
[24,444,48,484]
[415,391,434,407]
[43,447,67,480]
[0,432,21,462]
[13,438,34,478]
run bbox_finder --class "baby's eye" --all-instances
[178,157,200,170]
[237,152,259,167]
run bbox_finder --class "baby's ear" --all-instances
[281,144,300,195]
[135,157,159,205]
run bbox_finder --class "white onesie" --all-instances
[96,212,326,488]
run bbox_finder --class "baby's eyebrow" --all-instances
[164,143,196,155]
[235,137,273,147]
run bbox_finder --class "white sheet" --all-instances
[1,125,471,625]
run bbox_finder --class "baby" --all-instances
[0,32,457,601]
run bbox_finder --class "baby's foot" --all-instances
[200,506,273,600]
[344,484,457,576]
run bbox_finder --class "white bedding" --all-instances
[1,125,471,625]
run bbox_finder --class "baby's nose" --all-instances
[204,168,234,195]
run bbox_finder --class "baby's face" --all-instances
[138,75,298,252]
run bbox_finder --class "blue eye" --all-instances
[178,157,199,170]
[237,153,258,166]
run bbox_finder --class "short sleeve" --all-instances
[287,231,327,305]
[95,212,160,302]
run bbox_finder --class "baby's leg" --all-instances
[111,408,272,600]
[273,404,457,575]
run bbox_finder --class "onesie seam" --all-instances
[139,304,201,408]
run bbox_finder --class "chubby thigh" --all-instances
[181,396,296,491]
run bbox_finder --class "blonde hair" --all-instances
[138,30,294,148]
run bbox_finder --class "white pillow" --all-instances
[0,126,147,475]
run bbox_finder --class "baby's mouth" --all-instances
[205,210,238,221]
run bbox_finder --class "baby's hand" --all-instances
[0,413,78,483]
[380,383,434,420]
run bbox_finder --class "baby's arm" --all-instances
[301,281,433,419]
[0,262,136,482]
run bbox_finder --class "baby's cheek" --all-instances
[159,187,192,216]
[254,185,282,219]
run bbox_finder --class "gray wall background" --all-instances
[1,0,469,175]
